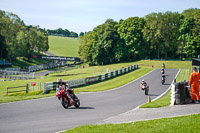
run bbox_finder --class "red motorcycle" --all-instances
[56,87,80,109]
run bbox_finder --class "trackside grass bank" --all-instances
[63,113,200,133]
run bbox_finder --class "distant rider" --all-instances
[162,63,165,69]
[161,69,165,74]
[140,79,147,90]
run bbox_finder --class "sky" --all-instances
[0,0,200,34]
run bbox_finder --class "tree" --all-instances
[143,13,163,59]
[79,32,84,37]
[177,17,194,59]
[160,11,181,59]
[182,8,200,58]
[117,17,145,60]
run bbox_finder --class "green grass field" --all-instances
[63,113,200,133]
[48,36,80,57]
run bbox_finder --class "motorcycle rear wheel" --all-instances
[61,98,69,109]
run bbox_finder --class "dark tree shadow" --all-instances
[163,83,171,85]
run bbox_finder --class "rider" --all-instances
[140,79,147,90]
[162,63,165,69]
[161,69,165,74]
[56,78,77,100]
[56,78,66,94]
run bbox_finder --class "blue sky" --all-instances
[0,0,200,34]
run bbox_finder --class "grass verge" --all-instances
[63,114,200,133]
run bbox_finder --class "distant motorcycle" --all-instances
[161,69,165,74]
[56,87,80,109]
[141,84,149,95]
[161,75,165,85]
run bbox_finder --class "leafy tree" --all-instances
[79,32,84,37]
[117,17,145,60]
[178,17,194,59]
[182,8,200,58]
[160,11,181,59]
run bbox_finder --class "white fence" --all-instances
[43,64,139,93]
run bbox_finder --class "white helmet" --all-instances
[142,79,145,82]
[66,83,69,88]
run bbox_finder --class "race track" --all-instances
[0,69,179,133]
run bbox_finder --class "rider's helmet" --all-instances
[57,78,62,83]
[66,83,69,88]
[142,79,145,83]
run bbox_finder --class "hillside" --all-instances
[48,36,81,57]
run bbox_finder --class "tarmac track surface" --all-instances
[0,69,178,133]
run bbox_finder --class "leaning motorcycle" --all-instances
[161,75,165,85]
[141,84,149,95]
[56,88,80,109]
[161,69,165,74]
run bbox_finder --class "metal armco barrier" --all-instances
[43,64,139,93]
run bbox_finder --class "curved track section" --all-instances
[0,69,178,133]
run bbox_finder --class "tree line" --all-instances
[0,10,49,61]
[47,28,78,38]
[79,8,200,65]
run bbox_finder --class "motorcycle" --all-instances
[161,69,165,74]
[161,75,165,85]
[141,84,149,95]
[56,87,80,109]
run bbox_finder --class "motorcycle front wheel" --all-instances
[74,99,80,108]
[145,89,148,95]
[61,98,69,109]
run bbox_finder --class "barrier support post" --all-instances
[6,86,8,96]
[26,84,29,94]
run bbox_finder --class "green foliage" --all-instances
[0,10,49,60]
[47,28,78,37]
[79,8,200,65]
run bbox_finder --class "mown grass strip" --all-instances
[63,114,200,133]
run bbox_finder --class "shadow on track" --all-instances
[69,107,95,109]
[148,94,159,96]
